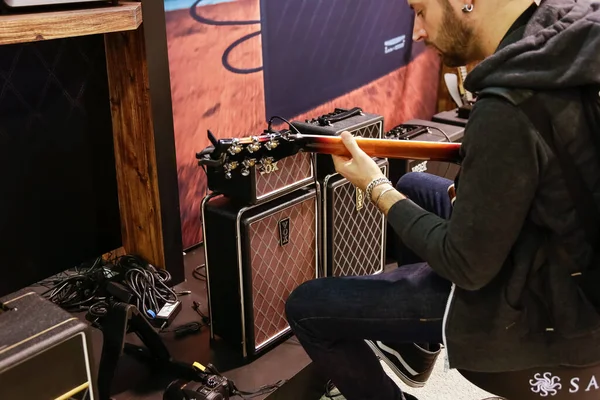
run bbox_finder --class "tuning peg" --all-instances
[247,136,261,153]
[223,161,238,179]
[260,157,274,166]
[264,135,279,150]
[242,158,256,168]
[241,168,250,176]
[225,161,238,170]
[227,138,243,155]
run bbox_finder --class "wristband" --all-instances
[365,177,392,202]
[375,187,395,207]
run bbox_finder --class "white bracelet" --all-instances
[365,177,392,202]
[375,187,395,207]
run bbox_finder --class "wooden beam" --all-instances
[104,25,165,269]
[0,2,142,46]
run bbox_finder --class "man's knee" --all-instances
[285,280,317,324]
[396,172,423,194]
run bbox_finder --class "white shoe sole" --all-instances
[365,340,426,389]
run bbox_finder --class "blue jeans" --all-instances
[285,172,454,400]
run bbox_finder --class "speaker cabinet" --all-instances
[0,291,97,400]
[202,186,319,359]
[322,158,388,277]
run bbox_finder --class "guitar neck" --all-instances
[299,135,462,163]
[457,66,474,103]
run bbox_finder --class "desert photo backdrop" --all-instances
[164,0,442,248]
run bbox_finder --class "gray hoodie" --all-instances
[388,0,600,372]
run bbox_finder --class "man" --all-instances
[285,0,600,398]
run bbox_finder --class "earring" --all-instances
[462,3,474,12]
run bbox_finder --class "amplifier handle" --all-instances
[317,107,363,126]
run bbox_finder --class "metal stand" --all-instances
[95,302,207,400]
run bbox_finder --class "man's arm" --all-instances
[382,98,543,290]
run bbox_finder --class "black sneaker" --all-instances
[366,340,442,388]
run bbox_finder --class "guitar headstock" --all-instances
[196,129,304,179]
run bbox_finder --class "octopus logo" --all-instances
[530,372,562,397]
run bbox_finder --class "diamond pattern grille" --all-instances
[352,122,382,139]
[255,152,312,199]
[330,164,387,277]
[248,197,317,349]
[0,37,105,136]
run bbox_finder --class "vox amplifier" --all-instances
[291,107,384,179]
[0,290,98,400]
[202,186,319,359]
[385,119,464,187]
[260,0,415,120]
[205,150,314,205]
[322,158,388,277]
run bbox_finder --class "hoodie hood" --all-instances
[464,0,600,92]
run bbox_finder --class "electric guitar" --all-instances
[196,126,462,179]
[457,66,474,104]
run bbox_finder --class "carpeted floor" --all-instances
[381,349,497,400]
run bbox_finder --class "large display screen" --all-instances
[164,0,441,248]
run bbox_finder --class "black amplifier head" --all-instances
[291,107,384,179]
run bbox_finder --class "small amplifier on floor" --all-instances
[322,158,388,277]
[202,185,320,360]
[291,107,384,179]
[0,290,98,400]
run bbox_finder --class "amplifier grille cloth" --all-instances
[255,152,312,198]
[353,122,382,139]
[248,197,316,348]
[332,179,384,277]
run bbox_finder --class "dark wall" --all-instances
[0,34,122,296]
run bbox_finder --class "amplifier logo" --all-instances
[384,35,406,54]
[278,217,290,246]
[411,161,428,173]
[355,188,365,212]
[259,162,280,175]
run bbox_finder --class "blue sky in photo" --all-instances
[164,0,235,12]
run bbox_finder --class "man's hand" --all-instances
[332,131,387,193]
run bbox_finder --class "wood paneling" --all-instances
[104,25,166,269]
[0,2,141,45]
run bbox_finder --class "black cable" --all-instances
[190,0,260,25]
[40,257,107,311]
[192,300,211,326]
[231,380,287,399]
[266,115,297,133]
[426,125,454,178]
[190,0,263,74]
[222,31,263,74]
[193,264,206,281]
[115,255,178,319]
[161,321,204,338]
[427,125,452,142]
